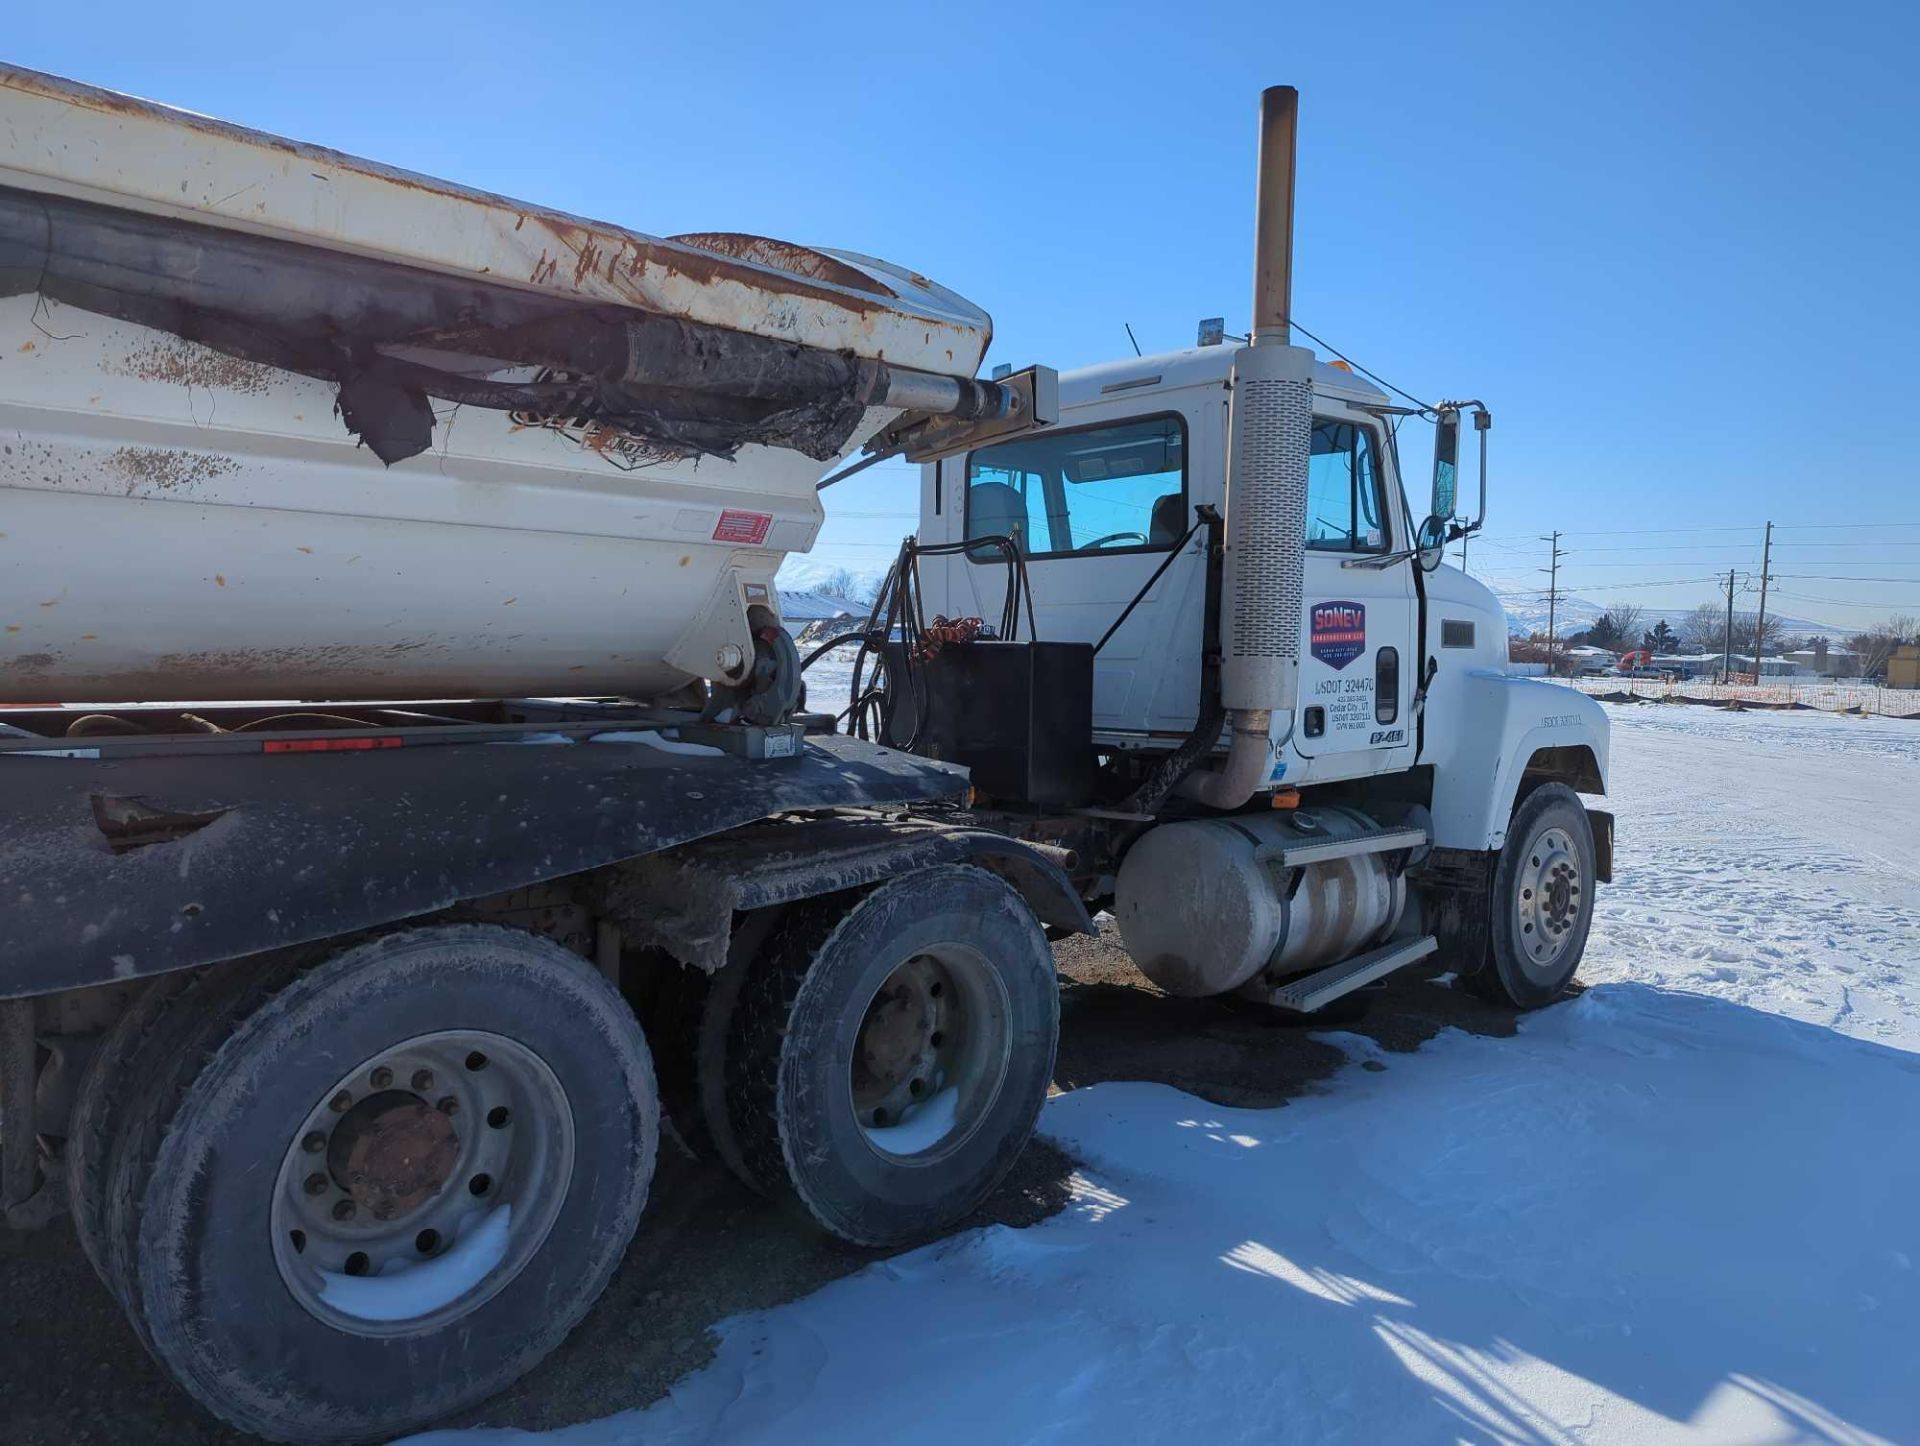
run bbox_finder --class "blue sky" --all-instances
[11,0,1917,631]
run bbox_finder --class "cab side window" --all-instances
[1306,420,1388,553]
[965,415,1187,559]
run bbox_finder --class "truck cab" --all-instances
[914,341,1606,858]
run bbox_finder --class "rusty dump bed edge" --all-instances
[0,64,992,377]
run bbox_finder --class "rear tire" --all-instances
[637,908,782,1187]
[1468,783,1595,1009]
[122,926,657,1444]
[722,867,1058,1247]
[64,972,189,1286]
[103,956,311,1337]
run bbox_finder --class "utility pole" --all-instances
[1750,521,1774,681]
[1721,568,1737,684]
[1540,531,1564,678]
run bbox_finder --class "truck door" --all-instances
[928,403,1212,735]
[1294,414,1417,765]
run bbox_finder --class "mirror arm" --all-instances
[1343,547,1422,570]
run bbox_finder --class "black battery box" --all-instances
[882,639,1093,809]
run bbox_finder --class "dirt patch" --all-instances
[0,924,1537,1442]
[110,340,278,397]
[106,446,242,498]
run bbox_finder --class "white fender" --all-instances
[1425,670,1609,851]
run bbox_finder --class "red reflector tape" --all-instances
[262,736,404,754]
[713,509,773,545]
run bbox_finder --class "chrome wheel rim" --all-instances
[851,947,1011,1165]
[270,1030,573,1337]
[1515,825,1583,975]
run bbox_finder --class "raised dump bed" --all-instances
[0,66,996,703]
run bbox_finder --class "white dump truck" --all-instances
[0,70,1611,1443]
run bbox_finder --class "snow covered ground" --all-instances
[411,704,1920,1446]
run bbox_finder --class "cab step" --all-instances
[1251,934,1440,1013]
[1252,824,1429,870]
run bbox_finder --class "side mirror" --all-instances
[1430,407,1460,523]
[1415,514,1449,572]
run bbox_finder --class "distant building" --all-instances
[776,589,866,648]
[1563,644,1616,676]
[1785,641,1864,678]
[778,589,864,624]
[1889,644,1920,690]
[1650,653,1719,680]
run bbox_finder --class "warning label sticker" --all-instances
[713,510,773,545]
[1309,601,1367,671]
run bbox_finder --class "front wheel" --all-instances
[722,866,1059,1247]
[130,926,658,1443]
[1471,782,1596,1009]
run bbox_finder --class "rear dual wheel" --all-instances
[658,867,1059,1248]
[64,926,657,1444]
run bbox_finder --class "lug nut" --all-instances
[332,1199,356,1221]
[302,1131,327,1153]
[411,1069,434,1092]
[369,1066,393,1089]
[303,1172,328,1196]
[329,1090,353,1113]
[437,1096,459,1115]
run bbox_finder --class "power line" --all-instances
[1772,590,1920,610]
[1473,520,1920,543]
[1773,521,1920,531]
[1282,318,1436,413]
[1495,575,1727,594]
[1772,573,1920,583]
[1500,540,1920,554]
[1500,559,1920,570]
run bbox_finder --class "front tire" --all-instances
[129,926,658,1443]
[722,867,1058,1248]
[1471,783,1595,1009]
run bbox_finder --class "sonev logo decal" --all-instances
[1309,601,1366,671]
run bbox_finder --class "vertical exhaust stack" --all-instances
[1179,86,1317,809]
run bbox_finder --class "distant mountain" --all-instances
[1492,590,1841,640]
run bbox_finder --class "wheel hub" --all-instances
[849,947,1012,1164]
[327,1091,460,1220]
[270,1030,574,1336]
[853,972,943,1111]
[1515,825,1583,971]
